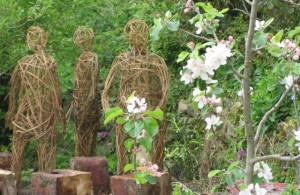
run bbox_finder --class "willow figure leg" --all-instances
[37,129,56,173]
[75,130,90,157]
[116,125,128,175]
[151,119,168,170]
[11,133,27,190]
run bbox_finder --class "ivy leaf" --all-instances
[144,108,164,121]
[167,20,179,32]
[124,164,134,173]
[177,51,189,63]
[208,169,222,178]
[124,138,134,152]
[104,107,123,125]
[143,117,159,137]
[138,137,153,152]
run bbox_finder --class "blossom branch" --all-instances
[252,46,266,52]
[178,28,216,42]
[253,154,300,164]
[254,77,300,145]
[233,8,250,16]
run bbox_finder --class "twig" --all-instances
[178,28,216,42]
[229,62,244,80]
[245,0,253,5]
[242,0,250,13]
[252,46,266,52]
[253,153,300,163]
[254,77,300,145]
[233,8,250,16]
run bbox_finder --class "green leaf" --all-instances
[125,120,144,138]
[228,161,239,170]
[124,138,134,152]
[252,31,267,49]
[219,8,229,14]
[116,117,127,124]
[134,171,148,184]
[124,164,134,173]
[272,30,284,43]
[150,18,163,41]
[177,51,189,63]
[143,117,159,137]
[190,50,199,59]
[104,107,123,125]
[145,174,157,184]
[292,63,300,75]
[167,20,179,32]
[144,108,164,121]
[208,169,222,178]
[288,26,300,38]
[195,42,215,50]
[138,137,153,152]
[263,18,274,29]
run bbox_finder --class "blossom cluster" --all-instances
[192,87,222,130]
[139,158,162,177]
[253,162,273,182]
[180,42,232,85]
[127,96,147,114]
[239,183,267,195]
[293,128,300,152]
[271,38,300,61]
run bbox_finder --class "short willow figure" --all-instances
[102,19,169,174]
[73,26,99,157]
[6,26,65,188]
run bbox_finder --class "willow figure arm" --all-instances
[101,60,120,111]
[6,64,21,129]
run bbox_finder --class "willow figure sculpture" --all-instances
[6,26,66,189]
[73,26,99,156]
[102,19,169,174]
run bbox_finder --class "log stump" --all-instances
[0,169,16,195]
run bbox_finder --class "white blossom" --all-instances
[238,87,253,97]
[281,75,294,89]
[192,87,207,109]
[255,184,267,195]
[255,20,265,31]
[205,43,232,70]
[205,115,220,130]
[254,162,273,182]
[180,68,194,84]
[239,184,253,195]
[216,106,222,113]
[294,128,300,141]
[295,142,300,152]
[127,96,147,114]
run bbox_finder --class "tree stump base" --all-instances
[31,169,92,195]
[0,169,16,195]
[110,172,171,195]
[0,153,12,170]
[70,156,110,194]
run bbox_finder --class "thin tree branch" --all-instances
[229,62,244,79]
[178,28,216,42]
[245,0,253,5]
[233,8,250,16]
[254,77,300,145]
[253,154,300,163]
[252,46,266,52]
[242,0,250,13]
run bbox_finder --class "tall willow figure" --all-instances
[6,26,66,189]
[102,19,169,174]
[73,26,99,156]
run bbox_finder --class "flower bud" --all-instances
[140,158,146,165]
[151,164,159,171]
[228,36,234,42]
[156,172,162,177]
[293,54,299,61]
[187,41,195,50]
